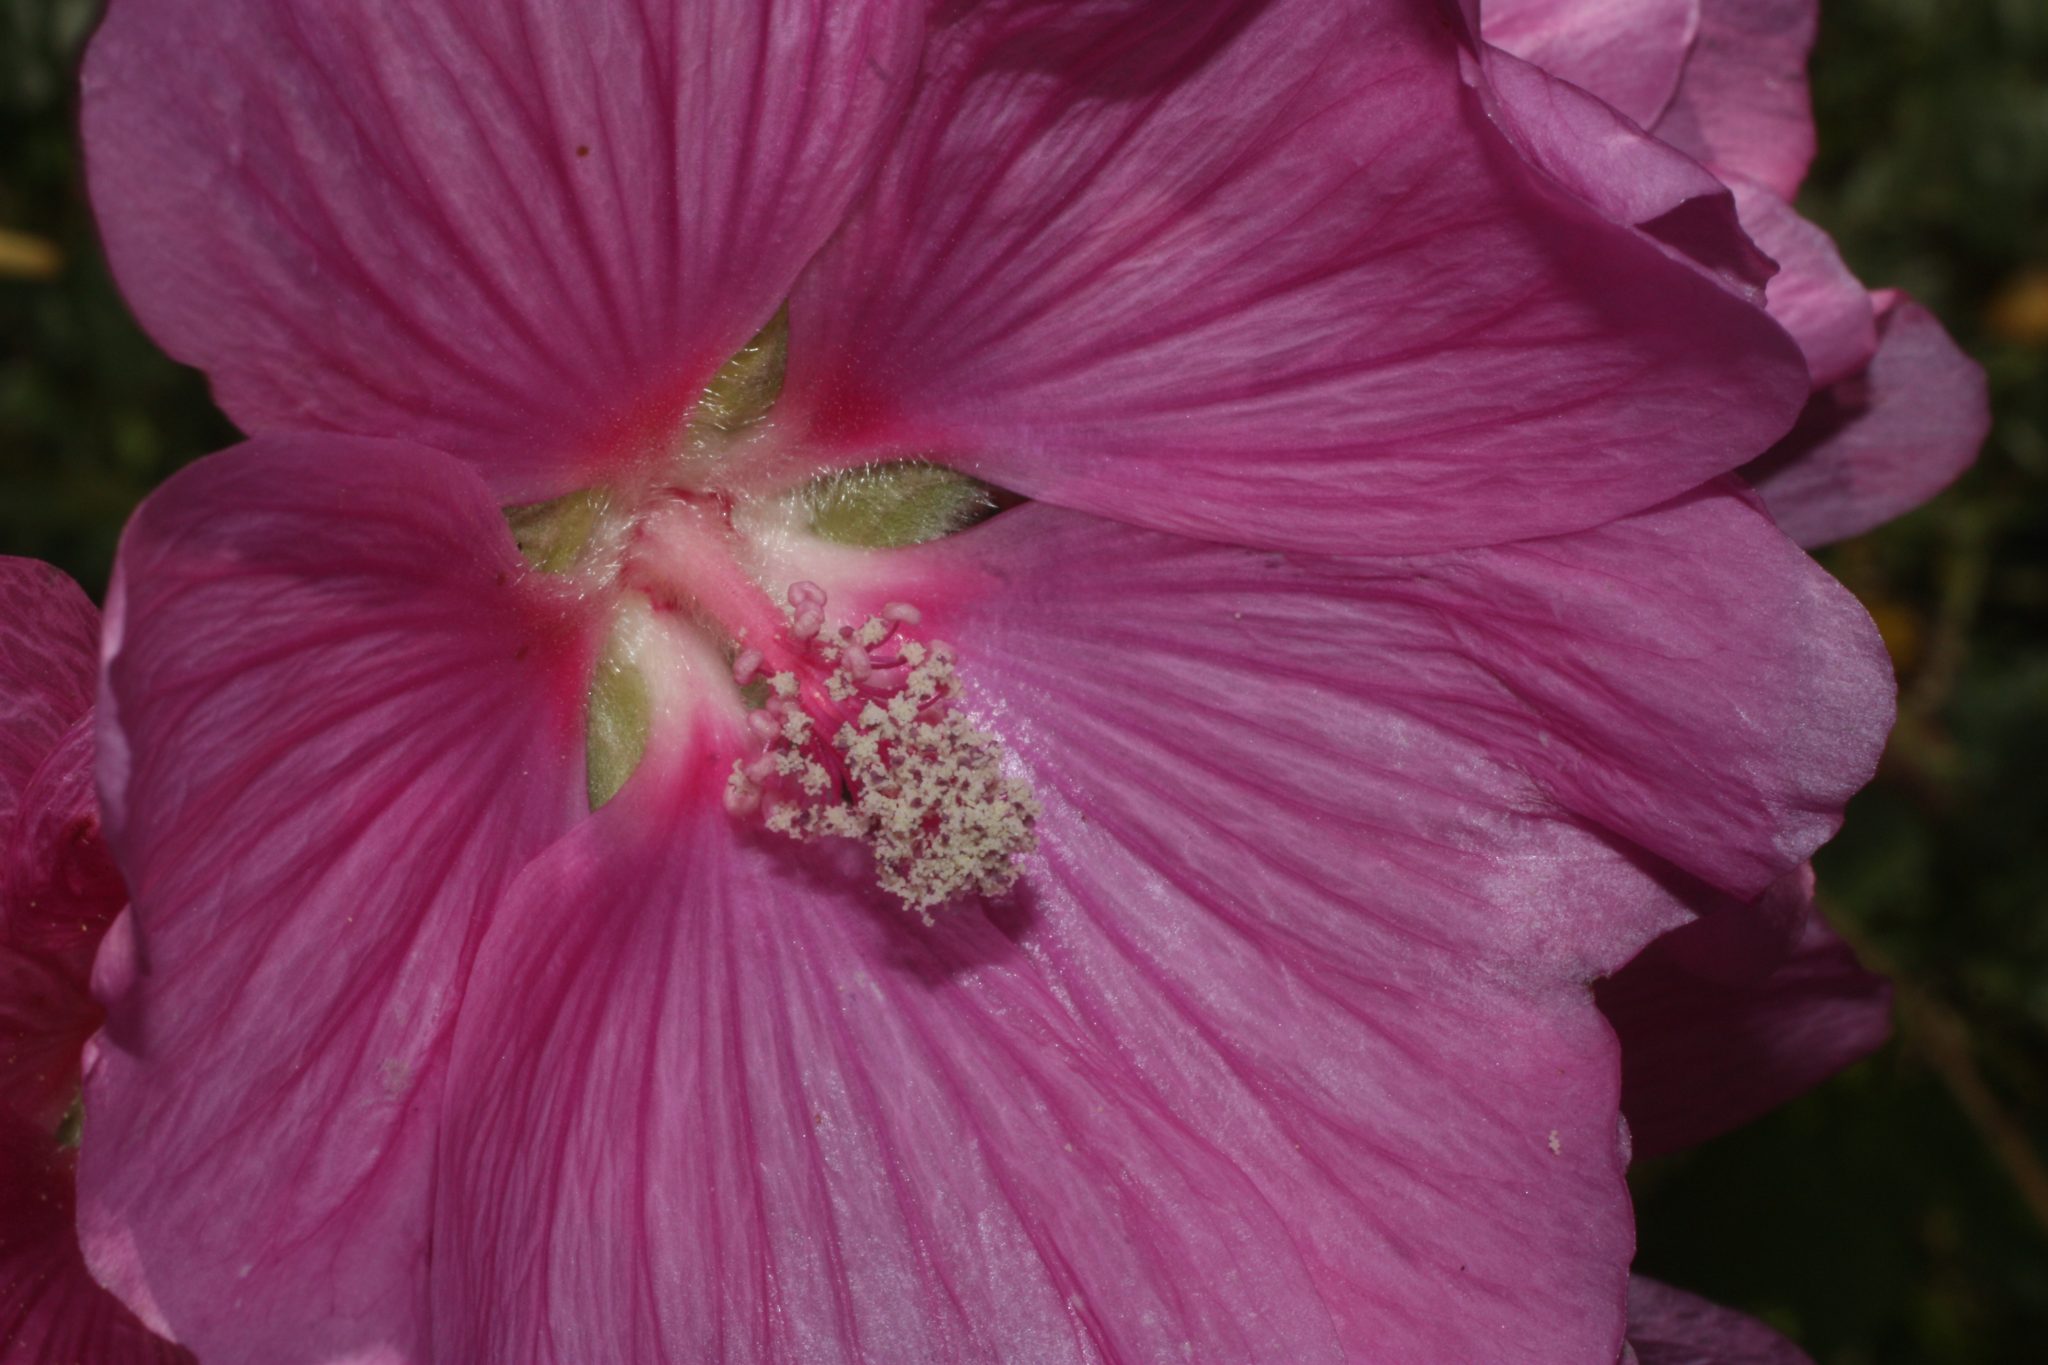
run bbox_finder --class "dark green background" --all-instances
[4,2,2043,1360]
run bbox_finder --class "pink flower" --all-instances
[78,2,1896,1360]
[1,557,188,1365]
[1483,0,1989,546]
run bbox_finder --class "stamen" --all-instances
[726,584,1039,918]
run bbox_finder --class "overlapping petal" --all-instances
[1599,868,1891,1159]
[1626,1277,1812,1364]
[1745,293,1990,547]
[1473,44,1772,300]
[82,0,924,501]
[1729,181,1876,389]
[1650,0,1818,199]
[1483,0,1700,129]
[78,439,599,1364]
[785,0,1808,555]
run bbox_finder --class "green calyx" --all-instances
[585,638,651,810]
[506,488,609,574]
[802,462,1005,549]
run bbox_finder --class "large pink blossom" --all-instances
[78,1,1897,1361]
[1483,0,1989,546]
[0,558,187,1365]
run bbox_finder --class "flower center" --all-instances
[513,309,1037,914]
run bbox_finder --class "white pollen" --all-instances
[727,593,1038,914]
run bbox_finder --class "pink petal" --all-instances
[1651,0,1819,199]
[431,737,1639,1362]
[77,437,599,1364]
[1744,292,1990,547]
[1729,179,1877,388]
[2,715,122,1131]
[1,1117,193,1365]
[1,560,116,1134]
[0,558,98,839]
[4,717,124,976]
[1483,0,1702,129]
[82,0,923,502]
[1474,43,1773,299]
[1599,868,1892,1160]
[939,489,1889,906]
[1626,1277,1813,1364]
[785,0,1809,555]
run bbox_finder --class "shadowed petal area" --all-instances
[3,718,123,1127]
[1626,1278,1813,1364]
[1483,0,1700,129]
[1599,868,1891,1160]
[1744,293,1990,547]
[1,1118,192,1365]
[78,438,597,1365]
[82,0,923,502]
[787,0,1808,555]
[1651,0,1818,199]
[432,735,1639,1363]
[0,559,98,837]
[3,561,119,1128]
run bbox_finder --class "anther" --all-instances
[728,585,1039,915]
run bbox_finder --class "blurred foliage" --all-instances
[2,1,2045,1362]
[1634,3,2048,1363]
[0,0,231,593]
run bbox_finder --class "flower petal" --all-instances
[1474,43,1772,299]
[2,715,122,1130]
[1744,293,1989,547]
[1729,180,1876,388]
[1651,0,1818,199]
[938,490,1890,905]
[1,1117,193,1365]
[77,437,598,1364]
[430,738,1640,1363]
[1626,1277,1813,1364]
[785,0,1809,555]
[1483,0,1701,129]
[1599,868,1891,1160]
[82,0,924,501]
[0,558,98,838]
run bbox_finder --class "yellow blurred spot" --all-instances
[0,227,63,280]
[1866,599,1924,676]
[1987,268,2048,347]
